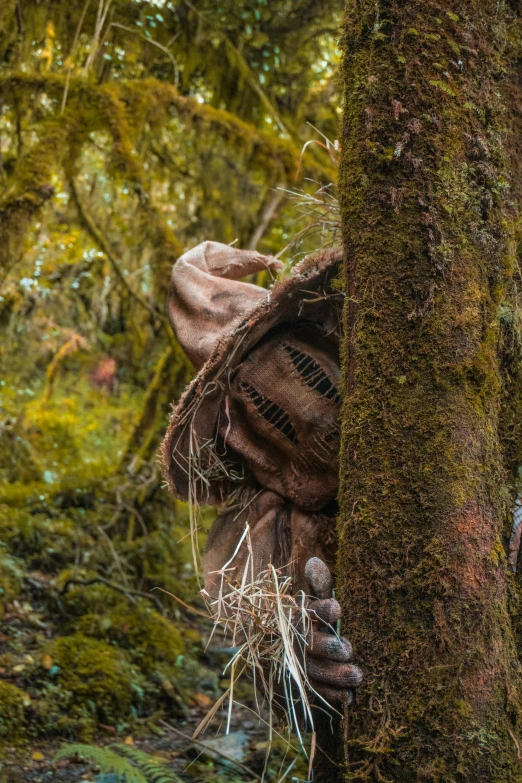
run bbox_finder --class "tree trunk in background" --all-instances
[338,1,522,780]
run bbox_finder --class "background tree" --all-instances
[338,1,522,781]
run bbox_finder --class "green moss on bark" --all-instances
[338,1,522,781]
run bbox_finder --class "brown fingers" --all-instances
[306,658,363,689]
[304,556,333,599]
[309,631,352,662]
[301,556,363,706]
[308,597,341,626]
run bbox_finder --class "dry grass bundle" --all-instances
[193,525,340,781]
[273,128,341,263]
[274,182,341,264]
[158,526,337,779]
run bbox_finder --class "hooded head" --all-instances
[167,240,283,369]
[162,242,343,512]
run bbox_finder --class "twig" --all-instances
[110,23,179,86]
[83,0,112,75]
[41,316,89,343]
[152,587,211,619]
[15,0,24,39]
[508,726,522,763]
[59,575,165,613]
[159,720,262,781]
[248,183,286,250]
[43,330,90,400]
[61,0,92,113]
[96,524,130,587]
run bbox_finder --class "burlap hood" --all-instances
[161,246,343,507]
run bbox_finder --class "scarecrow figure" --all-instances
[162,241,362,706]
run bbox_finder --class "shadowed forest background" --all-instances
[0,1,341,780]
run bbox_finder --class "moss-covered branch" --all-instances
[58,574,165,613]
[0,70,335,302]
[119,345,188,472]
[0,114,64,277]
[0,73,337,184]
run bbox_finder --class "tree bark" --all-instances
[338,1,522,780]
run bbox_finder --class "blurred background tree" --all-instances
[0,0,342,768]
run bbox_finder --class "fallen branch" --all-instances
[248,182,287,250]
[59,574,165,613]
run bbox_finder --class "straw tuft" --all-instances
[194,524,341,781]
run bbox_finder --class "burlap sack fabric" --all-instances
[161,241,343,595]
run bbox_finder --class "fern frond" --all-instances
[53,744,147,783]
[112,744,183,783]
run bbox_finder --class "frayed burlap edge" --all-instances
[160,246,343,506]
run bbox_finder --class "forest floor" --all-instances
[0,697,276,783]
[0,635,309,783]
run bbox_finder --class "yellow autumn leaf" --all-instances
[194,692,213,708]
[41,653,53,670]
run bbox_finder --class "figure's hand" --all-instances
[303,557,362,707]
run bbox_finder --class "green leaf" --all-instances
[112,745,183,783]
[54,744,147,783]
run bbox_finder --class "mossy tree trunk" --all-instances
[338,1,522,780]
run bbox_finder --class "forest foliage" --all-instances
[0,0,341,767]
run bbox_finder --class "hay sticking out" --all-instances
[272,183,341,265]
[274,129,340,263]
[195,524,339,781]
